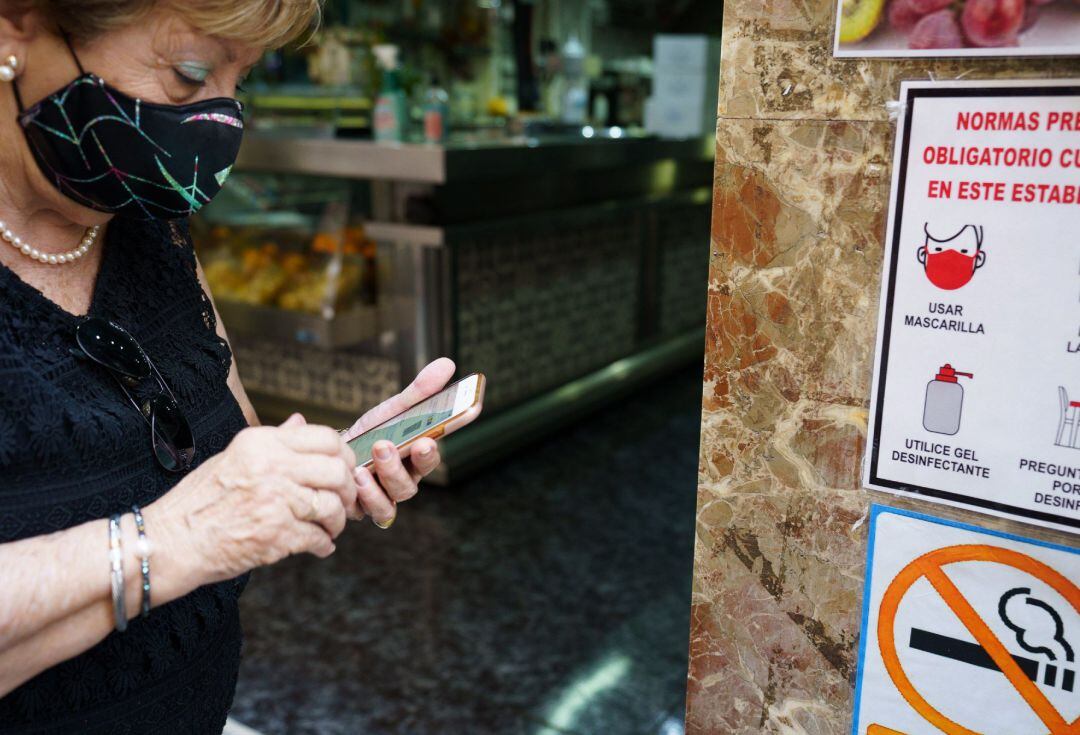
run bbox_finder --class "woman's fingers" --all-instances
[280,412,307,428]
[284,453,354,496]
[279,424,352,457]
[337,441,359,475]
[291,521,337,558]
[342,358,456,440]
[275,422,367,522]
[371,441,419,502]
[353,466,396,526]
[345,502,366,522]
[395,357,456,411]
[407,438,441,482]
[286,486,348,539]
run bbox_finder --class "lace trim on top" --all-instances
[0,216,250,730]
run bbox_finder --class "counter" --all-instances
[197,133,713,482]
[234,135,715,184]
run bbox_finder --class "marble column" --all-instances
[687,2,1078,733]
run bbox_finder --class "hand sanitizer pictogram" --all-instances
[922,364,973,436]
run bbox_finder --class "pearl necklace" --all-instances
[0,220,100,265]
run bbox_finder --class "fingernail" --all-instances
[373,513,396,530]
[374,444,393,460]
[419,444,435,456]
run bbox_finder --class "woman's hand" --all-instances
[341,358,456,527]
[144,416,358,590]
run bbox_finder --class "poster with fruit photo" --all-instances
[834,0,1080,56]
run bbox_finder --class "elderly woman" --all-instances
[0,1,453,732]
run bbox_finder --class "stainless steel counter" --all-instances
[234,133,714,184]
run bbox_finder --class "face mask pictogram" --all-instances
[917,223,986,291]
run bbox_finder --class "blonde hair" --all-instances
[31,0,321,49]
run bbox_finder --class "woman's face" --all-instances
[0,6,261,226]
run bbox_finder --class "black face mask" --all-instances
[14,36,244,220]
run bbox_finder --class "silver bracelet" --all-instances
[131,506,151,617]
[107,514,127,632]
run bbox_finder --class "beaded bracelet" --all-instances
[107,514,127,632]
[131,505,151,617]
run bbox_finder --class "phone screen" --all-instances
[347,374,481,464]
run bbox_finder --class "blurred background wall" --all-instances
[687,1,1077,733]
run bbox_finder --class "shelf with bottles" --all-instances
[241,88,373,136]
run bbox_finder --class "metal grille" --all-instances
[232,337,400,415]
[657,203,710,337]
[453,213,642,410]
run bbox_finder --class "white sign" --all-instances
[852,506,1080,735]
[865,80,1080,534]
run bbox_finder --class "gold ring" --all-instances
[306,492,321,521]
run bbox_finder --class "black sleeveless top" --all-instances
[0,217,250,733]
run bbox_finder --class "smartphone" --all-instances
[347,373,486,467]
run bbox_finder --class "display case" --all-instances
[194,173,378,347]
[193,132,713,481]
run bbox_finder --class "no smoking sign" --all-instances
[853,507,1080,734]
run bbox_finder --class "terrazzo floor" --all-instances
[227,366,702,735]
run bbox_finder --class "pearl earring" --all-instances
[0,55,18,83]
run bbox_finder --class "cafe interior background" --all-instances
[208,1,720,733]
[175,0,1080,731]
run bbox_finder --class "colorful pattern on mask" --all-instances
[18,73,244,220]
[182,112,243,129]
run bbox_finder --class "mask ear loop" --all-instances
[11,73,25,114]
[11,29,86,115]
[59,30,86,76]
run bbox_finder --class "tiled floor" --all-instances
[228,367,702,735]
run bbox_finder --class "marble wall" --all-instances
[687,3,1078,733]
